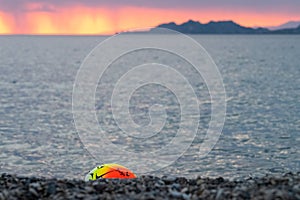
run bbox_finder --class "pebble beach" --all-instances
[1,173,300,200]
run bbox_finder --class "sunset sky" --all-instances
[0,0,299,35]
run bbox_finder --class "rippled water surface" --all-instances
[0,35,299,179]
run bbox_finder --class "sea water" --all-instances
[0,35,299,179]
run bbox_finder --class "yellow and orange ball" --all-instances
[85,163,136,181]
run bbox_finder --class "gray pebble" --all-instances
[30,182,42,191]
[171,183,181,190]
[29,188,39,197]
[0,193,5,200]
[215,189,223,200]
[169,189,182,198]
[157,180,165,185]
[181,187,188,193]
[84,186,94,193]
[293,184,300,193]
[47,182,56,195]
[182,193,191,200]
[162,176,176,184]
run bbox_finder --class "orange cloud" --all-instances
[0,12,14,33]
[19,6,115,34]
[0,5,299,35]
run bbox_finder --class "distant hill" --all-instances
[268,21,300,30]
[154,20,300,34]
[271,25,300,34]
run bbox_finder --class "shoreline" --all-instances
[1,173,299,199]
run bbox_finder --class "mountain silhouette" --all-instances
[268,21,300,30]
[271,25,300,34]
[154,20,299,34]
